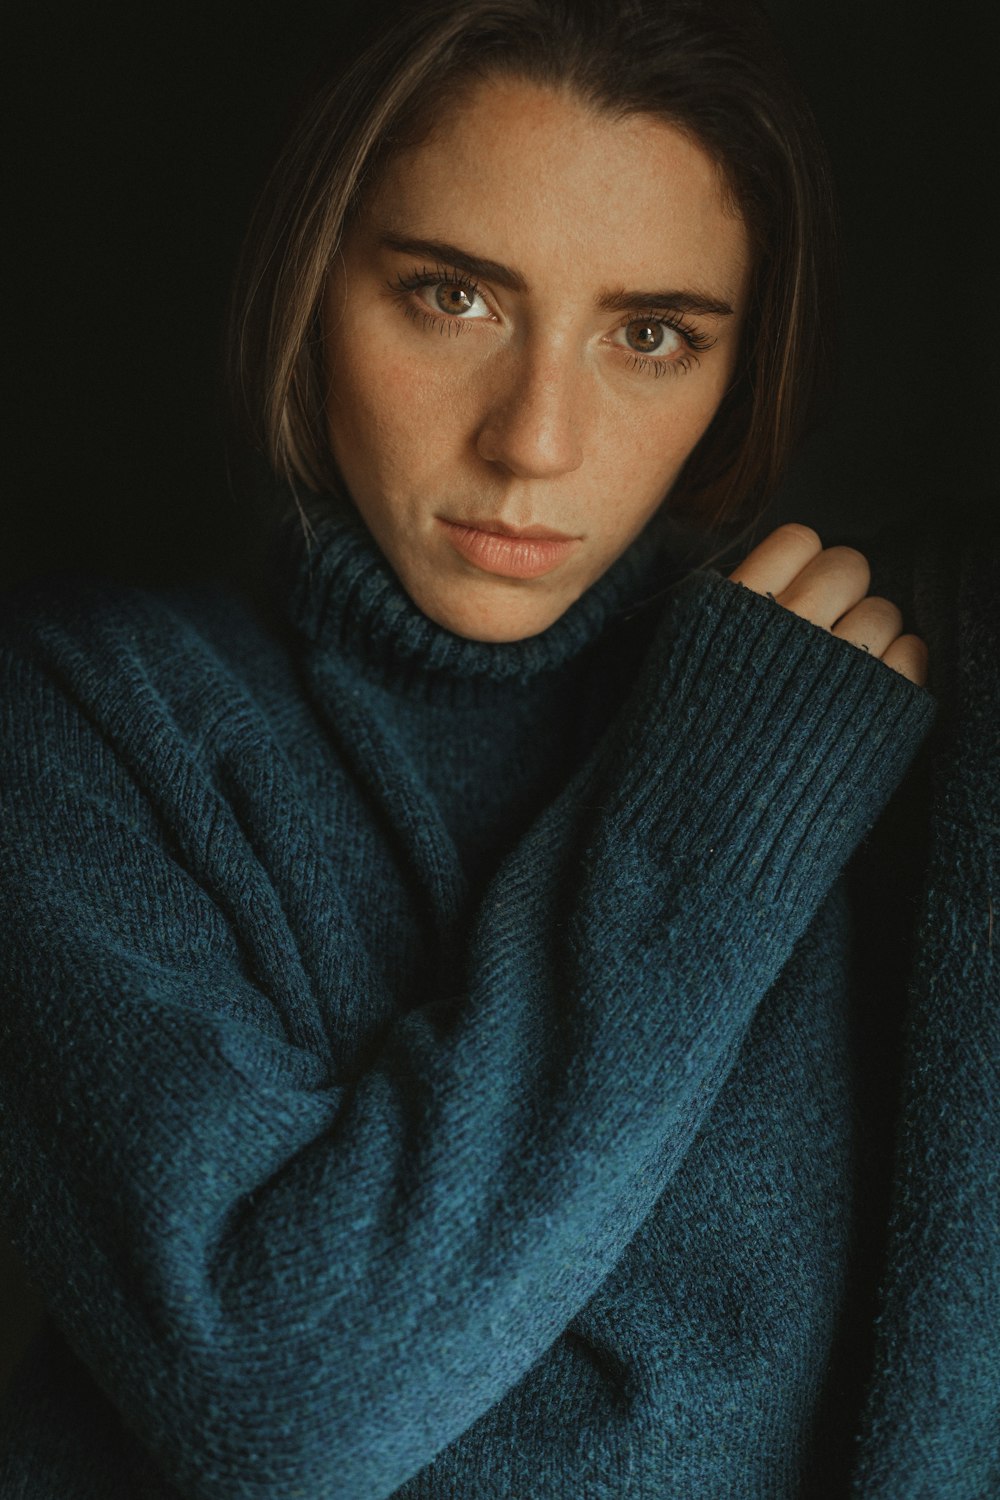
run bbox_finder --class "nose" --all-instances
[475,343,586,479]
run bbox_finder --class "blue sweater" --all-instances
[0,489,996,1498]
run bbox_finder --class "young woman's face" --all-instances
[321,77,751,642]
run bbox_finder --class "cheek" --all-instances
[598,375,732,484]
[326,328,466,491]
[328,318,452,437]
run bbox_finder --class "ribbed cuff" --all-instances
[595,569,938,909]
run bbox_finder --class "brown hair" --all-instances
[225,0,838,532]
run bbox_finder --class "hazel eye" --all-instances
[436,284,473,314]
[617,319,683,356]
[415,280,491,319]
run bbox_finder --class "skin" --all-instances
[730,525,928,684]
[322,77,750,642]
[321,75,927,686]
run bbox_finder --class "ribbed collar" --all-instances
[271,485,698,691]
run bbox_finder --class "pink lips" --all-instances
[437,517,582,580]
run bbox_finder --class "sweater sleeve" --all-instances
[0,570,937,1500]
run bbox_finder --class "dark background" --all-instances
[5,1,996,594]
[1,0,996,1396]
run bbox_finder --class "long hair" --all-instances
[225,0,838,533]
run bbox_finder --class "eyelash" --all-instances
[385,264,716,377]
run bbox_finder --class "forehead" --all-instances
[362,76,749,302]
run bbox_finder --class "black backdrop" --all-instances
[0,0,996,1400]
[7,2,996,589]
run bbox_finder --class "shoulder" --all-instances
[0,565,296,802]
[1,562,284,687]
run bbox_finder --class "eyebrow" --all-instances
[378,231,735,319]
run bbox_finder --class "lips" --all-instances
[450,516,577,542]
[436,517,582,580]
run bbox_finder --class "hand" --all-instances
[727,523,929,687]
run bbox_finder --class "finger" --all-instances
[830,596,904,658]
[774,545,870,629]
[880,633,929,687]
[727,523,823,597]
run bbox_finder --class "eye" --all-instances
[606,312,717,378]
[414,277,492,319]
[386,273,491,325]
[611,318,684,359]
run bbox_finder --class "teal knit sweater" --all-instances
[0,490,996,1498]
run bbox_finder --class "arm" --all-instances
[0,552,935,1500]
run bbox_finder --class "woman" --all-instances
[1,1,996,1496]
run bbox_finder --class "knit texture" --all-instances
[0,488,995,1498]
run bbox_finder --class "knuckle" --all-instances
[828,544,869,568]
[828,545,871,585]
[884,633,929,684]
[776,522,822,551]
[867,595,904,629]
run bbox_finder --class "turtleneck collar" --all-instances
[270,484,699,690]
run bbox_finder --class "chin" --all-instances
[449,621,548,644]
[421,588,568,644]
